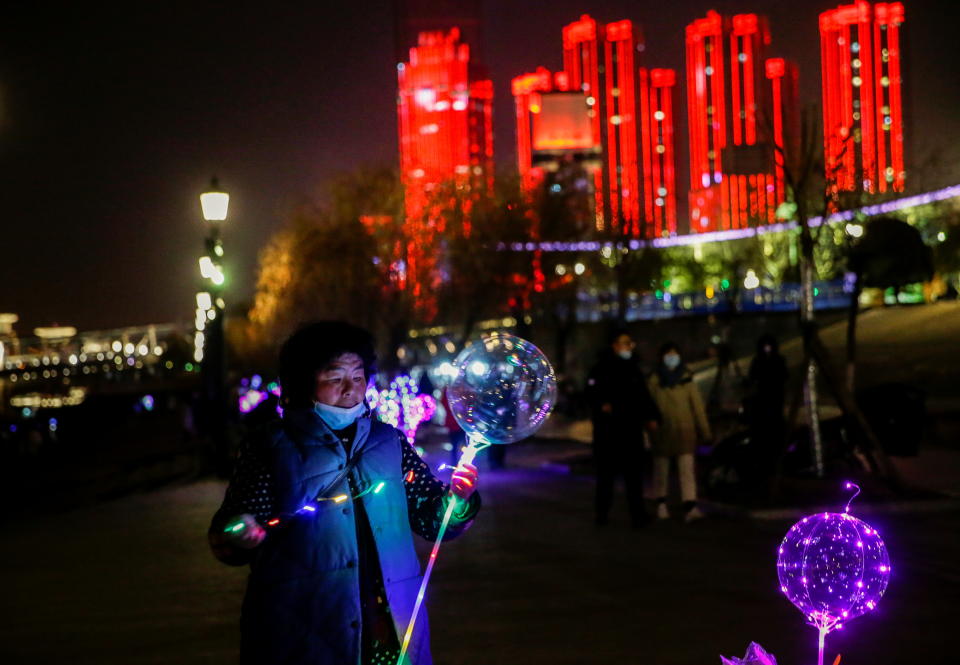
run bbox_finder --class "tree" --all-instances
[432,173,531,347]
[244,167,412,372]
[846,217,933,390]
[526,162,599,374]
[773,108,898,485]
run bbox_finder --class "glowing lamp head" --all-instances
[200,178,229,222]
[777,510,890,632]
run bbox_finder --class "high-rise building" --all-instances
[766,57,800,209]
[394,0,484,65]
[512,14,676,239]
[639,68,679,237]
[686,11,797,232]
[820,1,905,195]
[396,28,493,315]
[562,16,642,235]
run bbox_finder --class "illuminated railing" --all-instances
[497,183,960,252]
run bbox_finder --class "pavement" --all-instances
[0,434,958,665]
[3,304,959,664]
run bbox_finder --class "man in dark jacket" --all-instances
[586,330,661,527]
[209,321,481,665]
[745,333,788,485]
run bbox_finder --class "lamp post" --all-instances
[199,177,229,474]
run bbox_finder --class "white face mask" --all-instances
[663,354,681,370]
[616,349,633,360]
[314,401,365,430]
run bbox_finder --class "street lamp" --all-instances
[200,182,230,222]
[198,177,229,475]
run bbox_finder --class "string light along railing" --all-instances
[496,183,960,253]
[776,482,891,665]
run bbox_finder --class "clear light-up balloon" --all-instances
[396,332,557,665]
[776,482,891,665]
[447,332,557,445]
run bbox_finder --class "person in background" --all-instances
[745,333,788,486]
[647,342,713,523]
[209,321,481,665]
[442,385,466,467]
[586,330,661,527]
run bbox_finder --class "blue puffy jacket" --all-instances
[211,409,479,665]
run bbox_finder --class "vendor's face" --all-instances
[314,353,366,408]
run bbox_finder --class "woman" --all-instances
[647,342,712,522]
[209,321,481,665]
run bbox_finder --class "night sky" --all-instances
[1,0,957,333]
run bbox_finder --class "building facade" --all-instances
[396,28,493,314]
[686,11,798,233]
[820,1,905,195]
[512,14,677,239]
[639,67,679,237]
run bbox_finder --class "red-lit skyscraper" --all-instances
[602,20,641,234]
[820,1,905,194]
[686,11,796,232]
[397,28,493,316]
[394,0,484,64]
[766,57,800,208]
[639,68,679,237]
[561,15,642,235]
[512,14,676,239]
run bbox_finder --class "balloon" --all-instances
[777,510,890,631]
[447,332,557,444]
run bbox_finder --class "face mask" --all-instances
[616,349,633,360]
[663,354,681,370]
[314,401,365,430]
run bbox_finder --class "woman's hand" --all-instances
[222,514,266,549]
[450,462,479,500]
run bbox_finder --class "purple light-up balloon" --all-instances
[777,487,891,634]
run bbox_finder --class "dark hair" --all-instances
[278,321,377,407]
[757,333,779,354]
[608,327,633,346]
[658,342,681,359]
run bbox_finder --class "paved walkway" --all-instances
[0,445,957,664]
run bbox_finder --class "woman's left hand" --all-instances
[450,462,479,500]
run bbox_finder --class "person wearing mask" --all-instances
[586,330,661,527]
[745,333,789,485]
[647,342,712,522]
[209,321,481,665]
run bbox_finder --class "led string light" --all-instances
[496,183,960,251]
[224,478,394,535]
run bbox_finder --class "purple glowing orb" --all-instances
[777,509,890,631]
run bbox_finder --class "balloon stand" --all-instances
[396,435,490,665]
[817,625,828,665]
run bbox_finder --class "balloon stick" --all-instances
[396,434,489,665]
[818,625,828,665]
